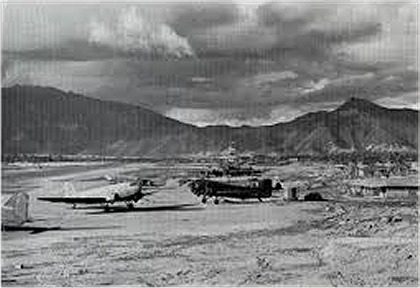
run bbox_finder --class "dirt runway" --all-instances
[2,162,417,286]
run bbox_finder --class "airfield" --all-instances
[2,160,418,286]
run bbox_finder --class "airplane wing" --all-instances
[37,196,110,204]
[38,182,133,205]
[142,190,158,196]
[138,188,161,197]
[37,180,163,206]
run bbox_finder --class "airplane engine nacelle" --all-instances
[259,179,273,197]
[189,180,206,196]
[259,179,272,190]
[113,193,121,201]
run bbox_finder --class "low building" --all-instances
[349,176,419,200]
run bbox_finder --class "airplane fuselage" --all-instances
[189,178,273,203]
[37,181,149,210]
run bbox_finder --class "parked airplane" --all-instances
[82,174,166,187]
[188,178,274,204]
[2,192,121,233]
[2,192,30,229]
[2,192,62,233]
[38,179,159,210]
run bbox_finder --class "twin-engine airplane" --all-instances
[38,179,158,210]
[82,174,166,187]
[3,192,122,234]
[188,178,274,204]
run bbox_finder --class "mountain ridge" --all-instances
[2,85,418,156]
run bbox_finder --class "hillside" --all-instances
[2,85,197,156]
[2,85,418,156]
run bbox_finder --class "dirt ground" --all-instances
[1,161,418,286]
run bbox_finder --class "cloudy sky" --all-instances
[2,1,418,126]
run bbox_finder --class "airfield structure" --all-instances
[349,176,419,200]
[284,187,299,201]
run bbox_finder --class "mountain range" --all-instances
[2,85,418,157]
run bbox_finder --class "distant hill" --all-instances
[2,85,197,156]
[2,85,418,157]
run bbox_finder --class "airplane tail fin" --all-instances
[62,182,77,196]
[2,192,30,226]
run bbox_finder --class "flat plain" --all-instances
[2,161,418,286]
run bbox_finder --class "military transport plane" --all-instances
[188,178,274,204]
[2,192,30,230]
[2,192,62,233]
[38,179,158,210]
[81,174,167,187]
[2,192,122,234]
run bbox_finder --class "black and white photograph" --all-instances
[1,0,418,286]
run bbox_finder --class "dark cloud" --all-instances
[2,2,417,126]
[174,2,383,62]
[2,2,384,62]
[4,41,195,62]
[169,2,240,35]
[3,5,195,60]
[290,70,418,106]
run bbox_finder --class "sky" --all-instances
[2,1,418,126]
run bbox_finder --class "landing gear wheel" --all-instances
[104,205,110,212]
[214,198,220,205]
[202,197,207,204]
[127,202,134,210]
